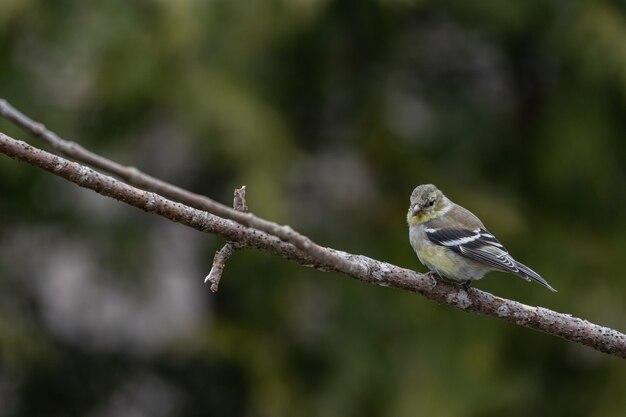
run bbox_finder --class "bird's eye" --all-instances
[427,200,434,207]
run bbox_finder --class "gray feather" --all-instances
[426,227,557,292]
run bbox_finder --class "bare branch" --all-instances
[233,186,248,212]
[0,99,363,276]
[1,131,625,359]
[205,244,240,292]
[205,186,248,292]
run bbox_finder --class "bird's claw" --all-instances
[422,271,439,290]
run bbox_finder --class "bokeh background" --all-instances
[1,1,626,416]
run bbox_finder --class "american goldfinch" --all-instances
[407,184,556,292]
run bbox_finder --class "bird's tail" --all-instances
[514,261,557,292]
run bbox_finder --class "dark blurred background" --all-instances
[1,1,626,416]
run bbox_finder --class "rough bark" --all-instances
[1,132,625,359]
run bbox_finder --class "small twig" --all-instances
[232,186,248,213]
[204,244,239,292]
[204,186,248,292]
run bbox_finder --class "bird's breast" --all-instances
[409,225,490,282]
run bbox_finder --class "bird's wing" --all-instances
[424,227,521,274]
[422,204,556,291]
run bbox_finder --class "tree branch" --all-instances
[0,99,364,276]
[205,186,248,292]
[1,131,625,359]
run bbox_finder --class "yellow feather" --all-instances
[415,209,442,224]
[418,246,455,270]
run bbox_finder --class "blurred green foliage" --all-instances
[1,0,626,416]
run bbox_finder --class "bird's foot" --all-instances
[425,270,438,278]
[422,271,440,290]
[462,281,473,292]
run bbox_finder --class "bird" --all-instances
[407,184,556,292]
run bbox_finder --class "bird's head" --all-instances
[408,184,449,224]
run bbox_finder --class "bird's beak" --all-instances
[411,204,421,217]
